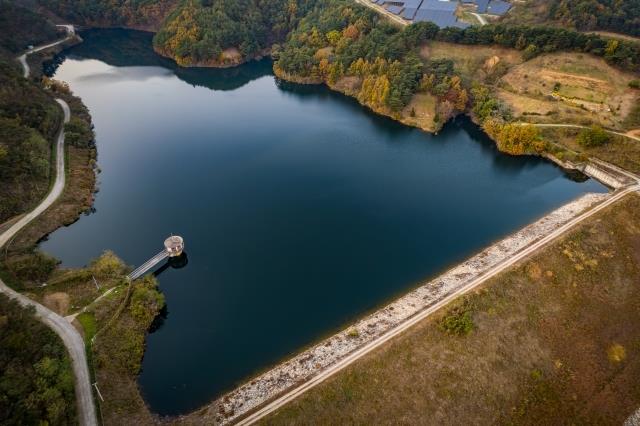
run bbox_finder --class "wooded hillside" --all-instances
[504,0,640,38]
[0,294,76,425]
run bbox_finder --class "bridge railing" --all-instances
[128,250,168,280]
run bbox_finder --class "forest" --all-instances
[504,0,640,37]
[550,0,640,36]
[153,0,320,65]
[0,1,61,57]
[0,36,61,223]
[36,0,177,29]
[0,295,76,425]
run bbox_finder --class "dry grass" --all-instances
[42,291,71,315]
[262,194,640,425]
[421,41,524,81]
[498,53,640,129]
[400,93,437,132]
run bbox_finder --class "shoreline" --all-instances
[40,28,633,424]
[181,190,623,425]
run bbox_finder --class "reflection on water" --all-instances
[42,29,606,416]
[46,28,272,91]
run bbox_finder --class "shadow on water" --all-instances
[45,28,272,91]
[275,78,419,140]
[147,253,188,334]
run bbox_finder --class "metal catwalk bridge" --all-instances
[128,251,169,280]
[127,236,184,280]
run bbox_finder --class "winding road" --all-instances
[470,12,488,25]
[1,26,98,426]
[17,24,75,79]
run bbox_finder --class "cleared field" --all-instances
[263,194,640,425]
[498,53,639,129]
[421,41,524,81]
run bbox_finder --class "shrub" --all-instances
[90,251,127,278]
[439,301,474,336]
[628,80,640,89]
[129,276,165,324]
[346,327,360,338]
[576,125,610,147]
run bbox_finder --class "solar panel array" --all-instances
[486,0,511,15]
[374,0,511,25]
[474,0,489,13]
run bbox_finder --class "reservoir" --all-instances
[42,29,605,416]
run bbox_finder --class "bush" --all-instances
[628,80,640,89]
[576,125,610,147]
[439,301,474,336]
[90,251,127,278]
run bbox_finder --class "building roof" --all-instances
[486,0,511,15]
[414,8,458,27]
[387,5,404,14]
[418,0,458,11]
[403,6,418,19]
[475,0,489,13]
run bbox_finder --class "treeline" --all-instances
[550,0,640,37]
[0,60,62,222]
[36,0,177,30]
[0,294,76,425]
[153,0,319,66]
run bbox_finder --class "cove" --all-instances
[42,29,605,416]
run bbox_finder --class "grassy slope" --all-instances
[422,40,640,172]
[263,194,640,425]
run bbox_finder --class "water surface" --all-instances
[42,29,605,415]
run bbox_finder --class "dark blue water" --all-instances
[42,29,605,416]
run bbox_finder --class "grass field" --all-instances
[400,93,437,132]
[262,194,640,425]
[498,53,639,130]
[421,41,524,82]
